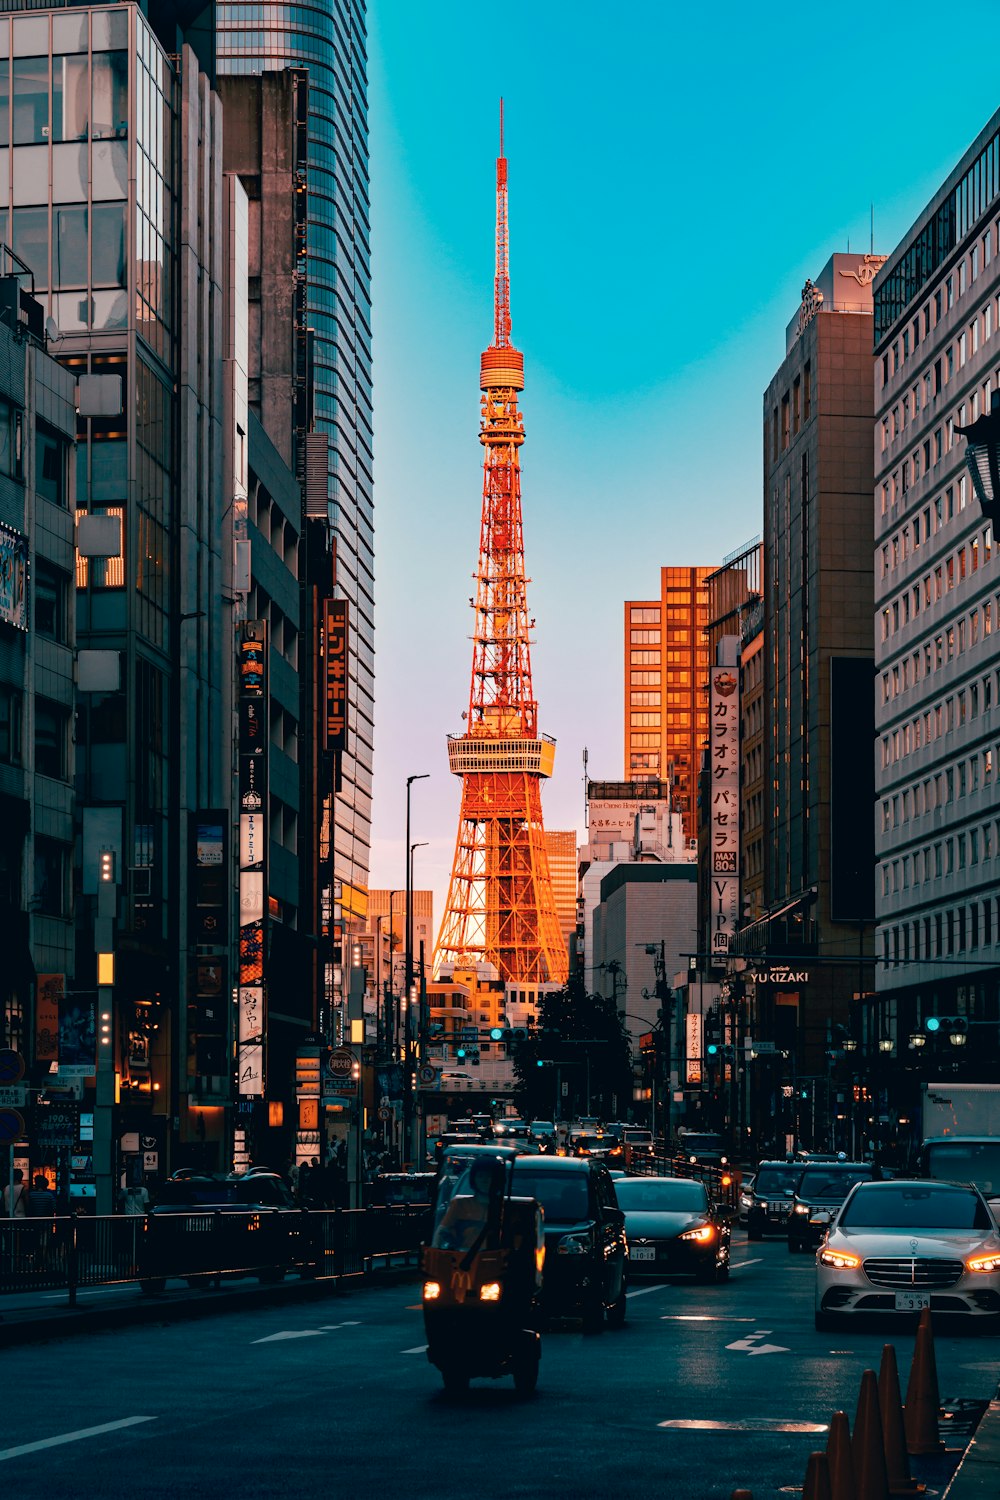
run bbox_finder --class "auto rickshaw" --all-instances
[421,1153,544,1396]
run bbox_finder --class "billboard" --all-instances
[237,623,267,1096]
[708,664,740,962]
[0,522,27,631]
[323,598,348,752]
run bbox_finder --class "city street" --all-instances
[1,1234,995,1499]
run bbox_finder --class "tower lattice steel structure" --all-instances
[434,109,568,985]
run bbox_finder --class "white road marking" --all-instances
[0,1417,156,1462]
[730,1258,763,1268]
[725,1328,789,1356]
[317,1322,362,1331]
[252,1330,327,1343]
[623,1283,672,1298]
[659,1419,827,1433]
[402,1344,429,1354]
[662,1315,755,1323]
[40,1285,134,1300]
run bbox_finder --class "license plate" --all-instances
[894,1291,931,1312]
[631,1247,656,1262]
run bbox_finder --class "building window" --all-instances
[35,422,67,507]
[0,684,22,765]
[34,696,68,780]
[33,837,69,918]
[33,558,68,642]
[12,55,49,144]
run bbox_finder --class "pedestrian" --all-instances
[297,1157,312,1206]
[3,1168,27,1218]
[28,1174,57,1217]
[118,1181,150,1214]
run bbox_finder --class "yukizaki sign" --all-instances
[747,968,811,986]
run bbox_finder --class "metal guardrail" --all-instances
[627,1153,739,1212]
[0,1206,432,1304]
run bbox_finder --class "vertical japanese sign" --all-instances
[323,598,348,753]
[685,1012,703,1085]
[238,624,268,1096]
[35,974,63,1063]
[709,666,740,962]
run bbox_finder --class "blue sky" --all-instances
[366,1,1000,928]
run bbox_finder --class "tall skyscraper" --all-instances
[624,566,712,843]
[216,1,375,902]
[873,110,1000,1087]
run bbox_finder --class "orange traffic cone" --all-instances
[903,1308,944,1455]
[826,1409,857,1500]
[803,1451,833,1500]
[878,1343,924,1495]
[852,1368,889,1500]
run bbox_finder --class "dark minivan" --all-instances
[511,1155,627,1331]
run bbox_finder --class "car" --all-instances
[569,1131,624,1165]
[814,1178,1000,1331]
[620,1127,656,1168]
[431,1130,483,1162]
[616,1175,731,1284]
[787,1163,874,1253]
[674,1131,730,1169]
[737,1174,756,1227]
[743,1160,804,1239]
[140,1172,305,1294]
[510,1155,627,1331]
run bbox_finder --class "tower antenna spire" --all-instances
[494,98,511,349]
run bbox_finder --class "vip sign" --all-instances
[709,666,740,957]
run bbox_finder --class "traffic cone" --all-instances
[852,1369,889,1500]
[826,1409,857,1500]
[803,1451,833,1500]
[903,1308,944,1455]
[878,1344,924,1495]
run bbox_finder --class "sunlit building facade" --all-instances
[624,566,711,843]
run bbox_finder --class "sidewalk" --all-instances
[945,1396,1000,1500]
[0,1263,416,1350]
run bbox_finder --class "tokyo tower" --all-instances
[434,106,568,985]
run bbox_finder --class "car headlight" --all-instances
[739,1194,752,1207]
[966,1251,1000,1273]
[819,1247,861,1270]
[793,1203,810,1216]
[423,1280,442,1300]
[679,1224,715,1243]
[479,1281,502,1301]
[557,1233,591,1255]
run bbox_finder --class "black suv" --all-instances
[511,1155,627,1331]
[786,1162,874,1252]
[744,1161,805,1240]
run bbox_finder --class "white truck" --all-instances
[919,1082,1000,1210]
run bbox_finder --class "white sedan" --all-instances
[814,1179,1000,1331]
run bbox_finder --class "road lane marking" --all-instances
[402,1344,429,1354]
[624,1283,672,1298]
[659,1419,827,1433]
[662,1315,755,1323]
[0,1417,155,1462]
[730,1258,763,1268]
[726,1328,789,1356]
[317,1322,361,1331]
[252,1330,326,1343]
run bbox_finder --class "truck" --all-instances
[918,1082,1000,1210]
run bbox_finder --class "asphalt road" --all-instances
[1,1231,996,1500]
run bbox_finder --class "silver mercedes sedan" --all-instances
[814,1179,1000,1331]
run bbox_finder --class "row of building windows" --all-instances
[880,506,989,584]
[880,668,1000,768]
[880,368,1000,516]
[629,607,660,624]
[0,684,70,780]
[880,524,992,641]
[881,897,1000,966]
[768,362,812,461]
[882,745,997,830]
[882,592,1000,705]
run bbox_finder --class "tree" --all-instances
[511,975,633,1121]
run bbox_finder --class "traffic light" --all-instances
[704,1009,721,1056]
[925,1016,968,1045]
[489,1027,504,1041]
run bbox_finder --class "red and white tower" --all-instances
[434,107,567,985]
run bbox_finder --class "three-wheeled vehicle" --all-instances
[421,1152,543,1396]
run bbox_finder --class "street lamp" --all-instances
[404,774,429,1002]
[958,392,1000,519]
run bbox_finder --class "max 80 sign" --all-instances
[709,665,739,962]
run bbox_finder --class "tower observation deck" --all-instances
[433,106,568,985]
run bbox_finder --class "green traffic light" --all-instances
[489,1027,503,1041]
[536,1059,544,1068]
[706,1043,719,1055]
[925,1017,941,1032]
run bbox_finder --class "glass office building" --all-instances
[216,1,374,902]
